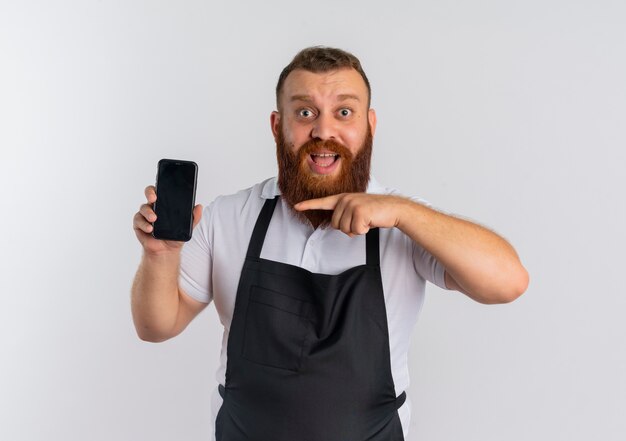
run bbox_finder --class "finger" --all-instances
[347,202,371,235]
[192,204,203,228]
[351,210,370,236]
[294,194,341,211]
[139,203,157,222]
[328,199,343,231]
[338,207,354,236]
[331,198,352,235]
[144,185,156,204]
[133,212,154,234]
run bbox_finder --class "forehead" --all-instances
[280,68,368,107]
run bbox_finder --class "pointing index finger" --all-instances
[294,194,341,211]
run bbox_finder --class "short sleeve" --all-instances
[412,243,448,290]
[178,203,214,303]
[409,196,450,290]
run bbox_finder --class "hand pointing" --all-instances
[294,193,410,237]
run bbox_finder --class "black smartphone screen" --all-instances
[152,159,198,242]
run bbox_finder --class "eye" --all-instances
[338,108,353,117]
[298,108,315,118]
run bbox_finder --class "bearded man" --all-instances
[131,46,529,441]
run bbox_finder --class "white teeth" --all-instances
[311,153,338,157]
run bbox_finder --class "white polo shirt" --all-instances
[179,176,449,440]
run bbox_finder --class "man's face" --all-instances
[271,68,376,176]
[271,68,377,227]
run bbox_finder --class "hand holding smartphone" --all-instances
[151,159,198,242]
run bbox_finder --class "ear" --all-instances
[368,108,377,137]
[270,111,280,142]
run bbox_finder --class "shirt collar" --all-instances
[260,176,386,199]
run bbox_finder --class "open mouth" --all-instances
[310,153,339,168]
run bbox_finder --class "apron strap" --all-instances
[395,390,406,410]
[246,196,279,259]
[365,227,380,266]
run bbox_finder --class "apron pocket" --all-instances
[242,285,314,371]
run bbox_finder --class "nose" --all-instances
[310,113,337,141]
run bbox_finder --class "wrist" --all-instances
[394,197,418,230]
[142,248,181,265]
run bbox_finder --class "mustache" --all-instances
[295,138,353,160]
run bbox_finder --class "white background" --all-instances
[1,1,625,440]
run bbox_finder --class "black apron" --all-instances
[215,196,406,441]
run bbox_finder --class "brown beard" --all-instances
[276,122,373,229]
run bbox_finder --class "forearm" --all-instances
[131,252,182,341]
[396,199,529,303]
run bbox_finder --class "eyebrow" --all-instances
[289,94,361,103]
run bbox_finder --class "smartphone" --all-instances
[152,159,198,242]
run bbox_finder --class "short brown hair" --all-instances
[276,46,371,110]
